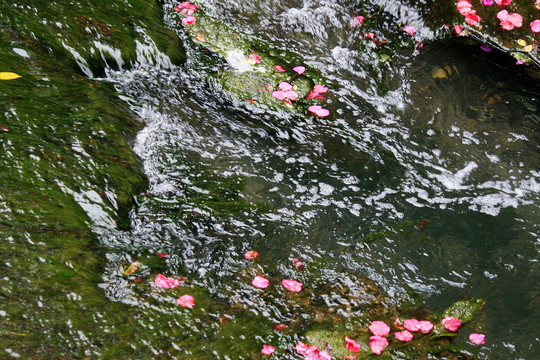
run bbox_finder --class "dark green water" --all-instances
[1,0,539,359]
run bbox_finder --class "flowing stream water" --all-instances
[97,1,540,358]
[7,0,537,358]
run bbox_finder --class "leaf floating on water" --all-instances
[124,261,141,275]
[432,68,447,79]
[219,314,233,324]
[0,72,21,80]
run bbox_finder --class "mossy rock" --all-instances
[304,296,484,359]
[0,0,186,77]
[172,1,330,115]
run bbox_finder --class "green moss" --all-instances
[0,0,188,357]
[0,0,186,77]
[441,298,485,325]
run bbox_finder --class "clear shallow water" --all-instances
[100,0,539,358]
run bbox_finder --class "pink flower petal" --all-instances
[261,344,275,355]
[497,9,509,21]
[248,54,262,64]
[494,0,511,4]
[182,16,197,25]
[175,2,200,13]
[271,90,286,101]
[284,90,299,101]
[456,0,472,15]
[279,82,293,91]
[454,25,463,34]
[275,324,288,331]
[313,85,328,93]
[306,90,325,100]
[282,279,303,292]
[352,16,364,27]
[274,65,286,72]
[244,250,259,260]
[403,25,415,36]
[481,0,494,5]
[497,10,519,30]
[157,253,168,258]
[442,317,461,332]
[465,11,481,26]
[369,335,389,355]
[531,19,540,33]
[296,342,319,355]
[394,317,405,330]
[154,274,180,288]
[319,351,331,360]
[395,330,414,342]
[345,336,361,353]
[293,66,306,74]
[292,258,305,270]
[404,319,421,332]
[177,294,195,308]
[480,45,492,52]
[308,105,330,117]
[295,342,309,354]
[252,276,269,289]
[508,13,523,27]
[369,321,391,336]
[419,320,434,334]
[469,333,485,345]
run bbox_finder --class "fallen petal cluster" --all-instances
[244,250,259,260]
[369,335,389,355]
[497,10,523,30]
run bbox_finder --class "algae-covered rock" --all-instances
[304,296,484,359]
[172,1,330,115]
[0,0,186,77]
[0,0,188,358]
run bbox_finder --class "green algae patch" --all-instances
[0,0,190,357]
[0,0,186,77]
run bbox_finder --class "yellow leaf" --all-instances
[517,39,527,47]
[523,45,533,53]
[0,72,21,80]
[432,68,447,79]
[124,261,140,275]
